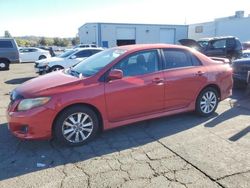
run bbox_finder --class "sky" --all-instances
[0,0,250,38]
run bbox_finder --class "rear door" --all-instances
[104,50,165,122]
[205,39,227,57]
[162,48,207,110]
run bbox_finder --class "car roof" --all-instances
[199,36,237,41]
[112,43,190,52]
[76,47,103,51]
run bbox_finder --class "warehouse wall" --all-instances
[78,23,98,45]
[188,16,250,42]
[79,23,188,47]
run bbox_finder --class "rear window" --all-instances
[0,41,13,48]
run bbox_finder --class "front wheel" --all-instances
[195,87,219,117]
[54,106,99,146]
[50,65,63,72]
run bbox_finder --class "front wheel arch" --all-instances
[197,84,221,101]
[52,103,104,137]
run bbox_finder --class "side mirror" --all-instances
[108,69,123,81]
[70,55,77,59]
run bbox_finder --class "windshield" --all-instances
[59,49,77,58]
[71,48,127,77]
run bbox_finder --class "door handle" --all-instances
[152,78,164,85]
[196,71,205,76]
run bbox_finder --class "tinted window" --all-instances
[29,48,38,52]
[227,38,235,49]
[163,50,193,69]
[59,49,77,58]
[211,39,226,49]
[91,50,102,55]
[74,50,92,58]
[235,40,242,50]
[114,50,159,77]
[0,41,13,48]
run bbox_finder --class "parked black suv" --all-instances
[232,58,250,88]
[0,38,20,70]
[179,36,242,62]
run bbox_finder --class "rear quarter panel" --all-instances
[195,51,233,100]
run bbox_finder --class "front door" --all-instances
[104,50,165,122]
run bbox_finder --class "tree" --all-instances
[53,37,61,46]
[4,30,12,38]
[71,36,80,46]
[39,37,47,46]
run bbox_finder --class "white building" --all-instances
[78,23,188,48]
[189,11,250,42]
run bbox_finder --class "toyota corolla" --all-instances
[6,44,233,146]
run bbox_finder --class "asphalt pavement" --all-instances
[0,63,249,188]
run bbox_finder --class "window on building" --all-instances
[195,26,203,33]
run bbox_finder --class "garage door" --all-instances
[160,29,175,44]
[116,27,136,40]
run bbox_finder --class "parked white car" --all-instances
[241,50,250,58]
[19,47,51,63]
[34,48,103,74]
[74,44,97,48]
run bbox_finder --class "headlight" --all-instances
[17,97,51,111]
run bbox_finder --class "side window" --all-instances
[74,50,92,58]
[29,48,38,52]
[0,41,13,48]
[20,48,29,53]
[235,40,242,50]
[226,39,235,49]
[163,50,193,69]
[211,39,226,49]
[91,50,101,55]
[114,50,159,77]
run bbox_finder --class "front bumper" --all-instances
[6,101,56,140]
[34,63,49,74]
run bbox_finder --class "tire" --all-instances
[0,59,10,70]
[195,87,219,117]
[38,55,46,60]
[54,105,99,146]
[50,65,64,72]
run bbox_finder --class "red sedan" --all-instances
[6,44,233,146]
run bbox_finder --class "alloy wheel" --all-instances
[62,112,94,143]
[200,91,217,114]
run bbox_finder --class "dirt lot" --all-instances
[0,63,250,188]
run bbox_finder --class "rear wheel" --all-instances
[54,106,99,146]
[195,87,219,117]
[0,59,10,70]
[38,55,46,60]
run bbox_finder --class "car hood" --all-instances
[15,71,82,98]
[36,57,64,64]
[178,39,203,51]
